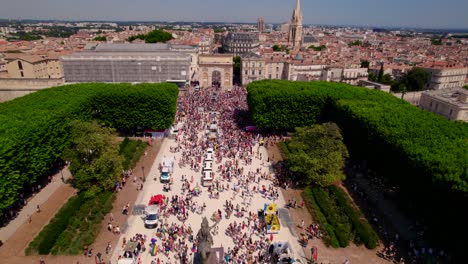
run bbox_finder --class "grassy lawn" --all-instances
[302,186,379,249]
[26,138,147,255]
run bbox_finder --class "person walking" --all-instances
[36,205,41,213]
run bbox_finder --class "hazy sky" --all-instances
[1,0,467,29]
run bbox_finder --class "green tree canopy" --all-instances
[272,44,288,52]
[63,120,122,198]
[284,123,349,187]
[93,36,107,41]
[402,67,430,91]
[128,29,173,43]
[431,38,443,45]
[360,60,370,68]
[309,45,326,51]
[233,56,241,85]
[368,72,377,81]
[348,40,362,46]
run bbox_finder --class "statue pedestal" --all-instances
[193,247,224,264]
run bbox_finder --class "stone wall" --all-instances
[0,78,64,102]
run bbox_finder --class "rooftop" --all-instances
[423,88,468,108]
[85,43,196,53]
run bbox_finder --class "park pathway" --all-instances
[0,166,73,244]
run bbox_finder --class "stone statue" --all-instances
[196,217,218,262]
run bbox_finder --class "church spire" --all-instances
[289,0,303,49]
[292,0,302,23]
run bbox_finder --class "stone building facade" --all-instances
[5,54,63,79]
[222,32,260,56]
[198,54,233,88]
[241,54,265,85]
[419,88,468,121]
[422,66,468,90]
[61,43,196,83]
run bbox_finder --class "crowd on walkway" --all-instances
[117,86,302,264]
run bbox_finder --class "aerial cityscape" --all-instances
[0,1,467,264]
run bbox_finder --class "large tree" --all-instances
[403,67,430,91]
[285,123,349,187]
[233,56,241,85]
[63,120,122,198]
[128,29,173,43]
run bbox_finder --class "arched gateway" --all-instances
[198,55,233,89]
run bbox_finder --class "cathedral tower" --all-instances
[288,0,303,49]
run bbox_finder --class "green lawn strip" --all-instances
[329,185,379,249]
[311,187,353,247]
[51,191,114,255]
[25,194,85,255]
[120,138,147,170]
[302,187,339,248]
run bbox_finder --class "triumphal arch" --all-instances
[198,55,233,89]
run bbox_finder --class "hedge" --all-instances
[329,186,378,249]
[119,138,147,170]
[50,191,114,255]
[247,80,468,252]
[302,187,339,248]
[312,187,352,247]
[26,191,114,255]
[25,194,86,255]
[0,83,178,216]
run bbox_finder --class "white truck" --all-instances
[160,156,174,183]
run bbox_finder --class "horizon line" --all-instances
[1,18,468,31]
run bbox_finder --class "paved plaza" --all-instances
[111,87,306,264]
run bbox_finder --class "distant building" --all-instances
[241,53,265,85]
[5,54,63,79]
[321,67,368,85]
[358,80,391,93]
[198,37,213,55]
[280,23,290,33]
[302,35,319,48]
[286,55,326,81]
[288,0,303,49]
[61,43,197,83]
[222,32,260,56]
[419,88,468,122]
[265,55,287,80]
[422,66,468,90]
[257,18,265,33]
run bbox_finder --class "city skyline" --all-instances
[1,0,468,29]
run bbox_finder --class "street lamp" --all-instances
[142,166,145,182]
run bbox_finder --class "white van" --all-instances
[206,148,214,155]
[205,153,213,162]
[203,161,212,171]
[144,205,159,228]
[202,171,214,187]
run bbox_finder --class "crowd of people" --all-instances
[116,86,300,264]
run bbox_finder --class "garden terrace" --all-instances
[0,83,178,216]
[247,80,468,255]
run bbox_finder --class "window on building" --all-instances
[20,71,24,77]
[449,109,453,116]
[245,70,248,75]
[269,74,272,79]
[259,70,262,75]
[18,61,23,70]
[252,70,255,75]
